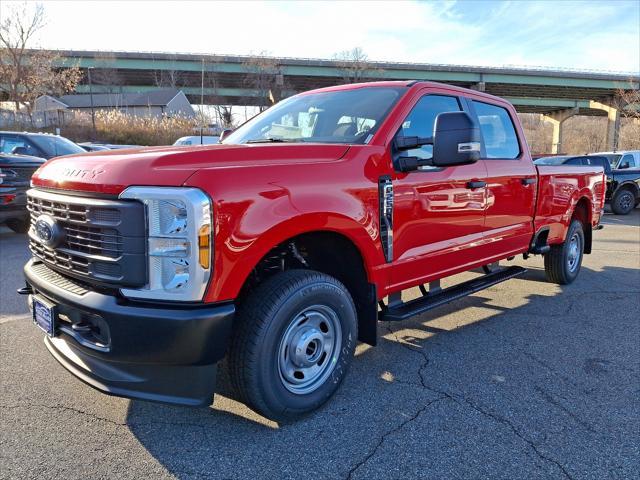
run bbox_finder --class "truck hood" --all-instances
[31,143,350,196]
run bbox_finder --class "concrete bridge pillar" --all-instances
[589,100,621,151]
[542,107,579,153]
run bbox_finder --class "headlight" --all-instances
[119,186,212,301]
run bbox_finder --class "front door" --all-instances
[389,92,488,291]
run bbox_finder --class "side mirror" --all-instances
[431,111,481,167]
[394,111,480,172]
[219,129,233,143]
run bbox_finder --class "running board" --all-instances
[380,266,527,322]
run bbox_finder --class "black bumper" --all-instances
[24,259,235,406]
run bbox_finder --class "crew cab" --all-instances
[20,81,605,421]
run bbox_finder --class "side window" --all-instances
[620,154,634,168]
[472,101,520,159]
[0,135,38,156]
[565,157,583,165]
[398,95,461,160]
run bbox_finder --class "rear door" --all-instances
[468,99,536,256]
[389,90,488,290]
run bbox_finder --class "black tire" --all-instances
[228,269,357,422]
[544,219,584,285]
[611,188,636,215]
[5,218,30,234]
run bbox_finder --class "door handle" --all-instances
[521,178,537,185]
[466,181,486,189]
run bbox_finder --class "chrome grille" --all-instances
[26,189,147,287]
[28,198,123,259]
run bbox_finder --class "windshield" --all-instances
[534,156,570,165]
[223,87,406,145]
[30,135,85,158]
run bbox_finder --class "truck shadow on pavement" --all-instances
[124,264,640,480]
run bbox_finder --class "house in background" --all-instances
[34,88,195,119]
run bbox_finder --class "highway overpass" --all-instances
[53,50,640,151]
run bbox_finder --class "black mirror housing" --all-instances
[432,111,481,167]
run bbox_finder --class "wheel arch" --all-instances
[572,196,592,254]
[208,214,382,346]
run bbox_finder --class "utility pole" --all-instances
[87,67,96,138]
[200,59,204,144]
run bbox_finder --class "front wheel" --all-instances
[228,270,357,422]
[611,189,635,215]
[544,219,584,285]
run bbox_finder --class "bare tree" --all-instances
[242,53,285,111]
[91,52,123,93]
[616,80,640,120]
[152,54,184,89]
[0,2,81,117]
[333,47,384,83]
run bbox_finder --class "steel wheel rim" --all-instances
[277,305,342,395]
[620,192,633,211]
[567,232,582,273]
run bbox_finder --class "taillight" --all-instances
[0,194,16,205]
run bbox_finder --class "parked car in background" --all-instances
[0,153,45,233]
[0,131,85,160]
[534,155,608,166]
[173,135,220,146]
[590,150,640,169]
[78,143,111,152]
[535,154,639,215]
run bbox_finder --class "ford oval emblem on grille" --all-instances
[34,215,64,248]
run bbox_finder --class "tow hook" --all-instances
[17,285,33,296]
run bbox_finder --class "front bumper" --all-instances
[24,259,235,406]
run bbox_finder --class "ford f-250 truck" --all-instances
[20,81,605,421]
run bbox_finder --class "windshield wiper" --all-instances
[246,138,300,144]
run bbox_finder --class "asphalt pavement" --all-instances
[1,209,639,479]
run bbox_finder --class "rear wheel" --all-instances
[544,219,584,285]
[611,188,635,215]
[5,218,30,234]
[228,269,357,422]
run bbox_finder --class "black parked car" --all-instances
[0,153,45,233]
[0,131,85,160]
[535,155,640,215]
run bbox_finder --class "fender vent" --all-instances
[379,176,393,263]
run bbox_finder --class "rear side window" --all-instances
[398,95,461,160]
[472,101,520,159]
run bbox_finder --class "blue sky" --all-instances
[4,0,639,73]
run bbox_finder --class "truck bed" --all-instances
[534,165,606,245]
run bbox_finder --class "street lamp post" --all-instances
[87,67,96,138]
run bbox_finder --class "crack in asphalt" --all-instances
[534,385,597,434]
[0,403,211,433]
[384,322,575,480]
[344,395,445,480]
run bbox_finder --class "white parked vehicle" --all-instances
[173,135,220,146]
[590,150,640,169]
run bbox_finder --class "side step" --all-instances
[380,266,527,322]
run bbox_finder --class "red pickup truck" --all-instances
[22,81,605,421]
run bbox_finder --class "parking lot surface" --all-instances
[1,210,639,480]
